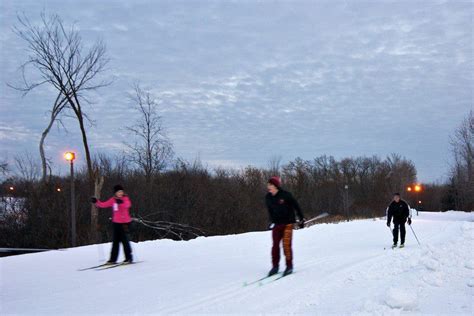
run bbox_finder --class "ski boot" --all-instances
[268,266,279,276]
[399,244,405,248]
[391,243,398,249]
[283,267,293,276]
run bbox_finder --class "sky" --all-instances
[0,0,472,182]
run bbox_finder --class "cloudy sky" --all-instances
[0,0,472,181]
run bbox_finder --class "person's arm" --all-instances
[404,201,412,225]
[95,197,114,208]
[289,193,304,221]
[386,205,392,226]
[120,196,132,208]
[265,195,272,221]
[265,195,275,229]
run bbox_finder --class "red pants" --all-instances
[272,224,293,268]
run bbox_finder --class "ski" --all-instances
[78,263,111,271]
[95,261,143,270]
[259,272,293,285]
[243,274,279,287]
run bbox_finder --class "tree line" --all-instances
[2,153,420,249]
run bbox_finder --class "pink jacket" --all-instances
[95,196,132,223]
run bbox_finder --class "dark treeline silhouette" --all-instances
[1,153,426,249]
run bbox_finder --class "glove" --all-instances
[408,218,412,225]
[268,223,275,230]
[115,198,123,204]
[91,197,97,204]
[386,222,390,227]
[298,219,305,229]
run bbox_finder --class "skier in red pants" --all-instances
[266,177,305,276]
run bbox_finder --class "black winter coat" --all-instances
[386,200,411,224]
[266,189,304,225]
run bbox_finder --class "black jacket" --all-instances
[386,200,411,224]
[266,189,304,225]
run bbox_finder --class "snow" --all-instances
[1,211,473,315]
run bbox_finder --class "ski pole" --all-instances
[409,224,421,245]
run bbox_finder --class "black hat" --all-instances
[113,184,124,193]
[393,192,400,196]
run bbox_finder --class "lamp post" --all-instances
[414,185,422,215]
[406,186,413,208]
[65,152,76,247]
[407,184,422,216]
[344,184,349,220]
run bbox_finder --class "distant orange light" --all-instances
[407,187,412,192]
[418,200,422,204]
[9,186,14,191]
[64,152,76,161]
[57,188,62,192]
[414,185,422,192]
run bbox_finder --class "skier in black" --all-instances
[266,176,305,277]
[386,193,412,248]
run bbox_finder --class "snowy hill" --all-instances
[1,212,473,315]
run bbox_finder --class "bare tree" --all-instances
[12,12,110,183]
[126,84,173,184]
[0,159,9,181]
[450,111,474,210]
[385,153,417,194]
[268,155,282,176]
[14,152,40,182]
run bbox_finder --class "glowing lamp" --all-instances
[64,152,76,161]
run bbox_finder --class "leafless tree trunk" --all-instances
[39,93,68,182]
[92,172,104,241]
[126,83,173,184]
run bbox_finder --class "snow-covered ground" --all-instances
[1,211,473,315]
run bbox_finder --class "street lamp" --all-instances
[343,185,349,219]
[406,186,412,192]
[64,152,76,247]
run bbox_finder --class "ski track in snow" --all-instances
[1,211,473,315]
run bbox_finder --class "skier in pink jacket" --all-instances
[91,184,133,264]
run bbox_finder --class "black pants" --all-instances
[110,223,132,262]
[393,222,406,244]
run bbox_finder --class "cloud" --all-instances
[0,0,472,182]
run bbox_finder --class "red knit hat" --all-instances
[268,176,281,188]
